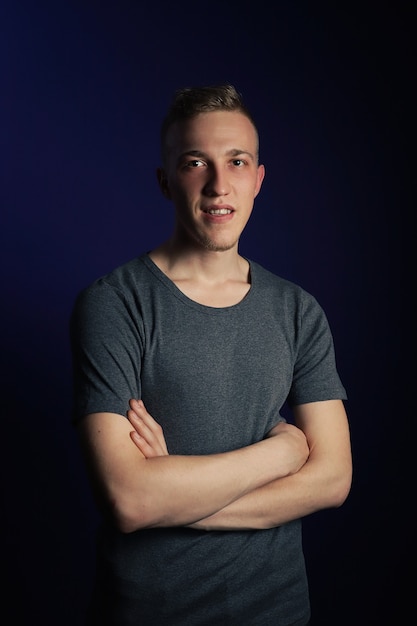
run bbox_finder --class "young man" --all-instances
[70,84,352,625]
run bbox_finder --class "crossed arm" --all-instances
[76,398,352,533]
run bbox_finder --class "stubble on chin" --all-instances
[180,220,239,253]
[200,236,238,252]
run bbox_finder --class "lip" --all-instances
[201,204,235,215]
[201,205,235,223]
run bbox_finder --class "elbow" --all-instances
[103,493,152,534]
[331,481,351,508]
[92,468,174,532]
[114,511,142,534]
[328,469,353,509]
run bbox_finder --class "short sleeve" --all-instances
[287,292,347,406]
[69,279,144,423]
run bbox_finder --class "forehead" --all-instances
[164,111,258,158]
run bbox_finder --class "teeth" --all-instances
[207,209,232,215]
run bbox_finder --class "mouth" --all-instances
[202,206,234,215]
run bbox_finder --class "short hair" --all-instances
[160,84,259,163]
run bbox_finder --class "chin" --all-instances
[202,239,238,252]
[195,229,238,252]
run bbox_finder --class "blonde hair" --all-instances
[160,84,259,163]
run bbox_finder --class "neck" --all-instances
[149,238,248,284]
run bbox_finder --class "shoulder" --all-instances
[76,255,150,301]
[248,260,333,338]
[249,260,318,309]
[71,255,154,324]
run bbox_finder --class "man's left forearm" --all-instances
[188,450,351,531]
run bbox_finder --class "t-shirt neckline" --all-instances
[141,253,254,313]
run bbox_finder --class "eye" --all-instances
[185,159,205,168]
[231,159,246,167]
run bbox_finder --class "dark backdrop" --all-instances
[1,1,413,624]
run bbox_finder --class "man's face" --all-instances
[159,111,265,252]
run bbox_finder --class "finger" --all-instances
[128,400,167,445]
[129,399,161,431]
[128,399,157,431]
[127,401,155,434]
[128,406,157,438]
[128,398,145,417]
[129,430,161,458]
[127,406,144,432]
[129,424,168,457]
[127,409,157,446]
[128,399,169,455]
[127,409,168,455]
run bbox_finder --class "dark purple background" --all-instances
[1,1,413,624]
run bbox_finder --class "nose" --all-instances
[203,165,230,197]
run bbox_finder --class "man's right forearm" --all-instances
[115,435,306,532]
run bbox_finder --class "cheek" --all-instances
[168,183,187,203]
[243,179,260,201]
[169,186,197,217]
[170,177,196,198]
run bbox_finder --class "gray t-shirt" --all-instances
[70,254,347,625]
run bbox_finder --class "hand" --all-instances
[127,399,169,458]
[265,421,310,475]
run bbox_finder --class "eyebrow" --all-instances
[177,148,256,163]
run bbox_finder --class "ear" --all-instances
[254,164,265,198]
[156,168,171,199]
